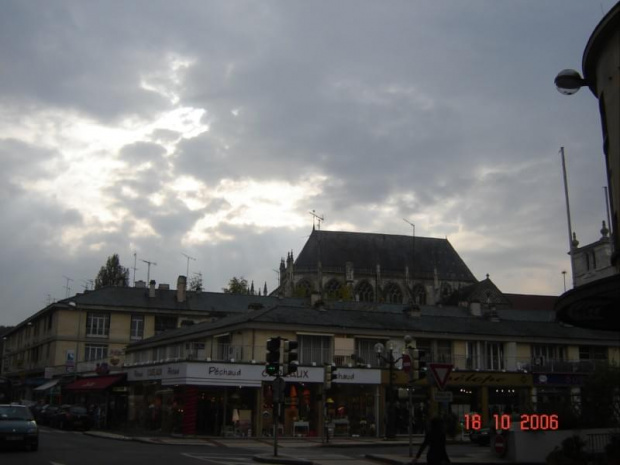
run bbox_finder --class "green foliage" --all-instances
[546,435,588,465]
[94,254,129,289]
[222,276,249,294]
[188,273,203,292]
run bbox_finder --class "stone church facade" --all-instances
[277,228,480,305]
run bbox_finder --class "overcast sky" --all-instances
[0,1,614,325]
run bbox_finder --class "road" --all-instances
[0,427,495,465]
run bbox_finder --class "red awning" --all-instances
[63,374,125,391]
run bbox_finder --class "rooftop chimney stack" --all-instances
[177,275,187,303]
[149,280,156,298]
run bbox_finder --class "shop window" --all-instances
[85,344,108,361]
[299,335,331,365]
[86,313,110,337]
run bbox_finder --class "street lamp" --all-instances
[554,69,587,95]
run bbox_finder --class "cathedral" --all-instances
[277,228,481,305]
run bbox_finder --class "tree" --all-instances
[95,254,129,289]
[222,277,249,294]
[189,272,203,292]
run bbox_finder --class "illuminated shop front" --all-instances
[125,362,382,437]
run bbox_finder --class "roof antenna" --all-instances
[140,259,157,284]
[310,210,324,230]
[63,275,73,298]
[182,252,196,278]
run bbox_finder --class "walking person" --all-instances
[412,417,450,465]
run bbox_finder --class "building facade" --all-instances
[277,229,478,306]
[122,297,620,439]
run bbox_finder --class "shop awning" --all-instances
[34,379,61,392]
[63,374,125,391]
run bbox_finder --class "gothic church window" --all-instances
[412,284,426,305]
[384,282,403,304]
[325,279,343,299]
[295,280,312,298]
[355,281,374,302]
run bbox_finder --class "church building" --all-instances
[276,228,479,306]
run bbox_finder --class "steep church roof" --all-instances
[294,229,477,282]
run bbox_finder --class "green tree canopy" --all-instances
[222,276,249,294]
[95,254,129,289]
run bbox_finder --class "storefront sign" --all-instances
[534,374,584,386]
[332,367,381,385]
[447,371,532,387]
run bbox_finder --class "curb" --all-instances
[253,454,313,465]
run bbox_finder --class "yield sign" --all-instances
[429,363,453,390]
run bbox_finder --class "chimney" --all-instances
[149,280,156,298]
[177,275,187,303]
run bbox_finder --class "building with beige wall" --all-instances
[122,295,620,438]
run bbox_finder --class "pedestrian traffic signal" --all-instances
[265,337,281,376]
[282,339,299,376]
[324,364,338,390]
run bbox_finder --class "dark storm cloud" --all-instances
[0,0,613,325]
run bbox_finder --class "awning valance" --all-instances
[34,379,61,391]
[63,374,125,391]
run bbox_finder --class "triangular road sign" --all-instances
[429,363,453,390]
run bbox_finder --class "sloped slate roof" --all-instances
[127,300,619,349]
[59,287,304,314]
[294,229,477,281]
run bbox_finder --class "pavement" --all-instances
[81,430,530,465]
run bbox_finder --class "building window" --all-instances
[436,340,452,363]
[215,335,231,361]
[578,346,607,360]
[355,338,385,367]
[485,342,504,370]
[86,313,110,337]
[325,279,342,299]
[295,280,312,298]
[299,335,331,365]
[412,284,426,305]
[130,315,144,340]
[85,344,108,361]
[152,346,166,362]
[154,316,177,335]
[355,281,374,302]
[384,282,403,304]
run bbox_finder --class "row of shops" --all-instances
[25,361,587,437]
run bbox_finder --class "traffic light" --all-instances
[282,339,299,376]
[412,349,427,380]
[324,364,338,390]
[265,337,281,376]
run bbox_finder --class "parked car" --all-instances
[37,404,60,425]
[0,404,39,451]
[51,405,92,431]
[469,427,491,445]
